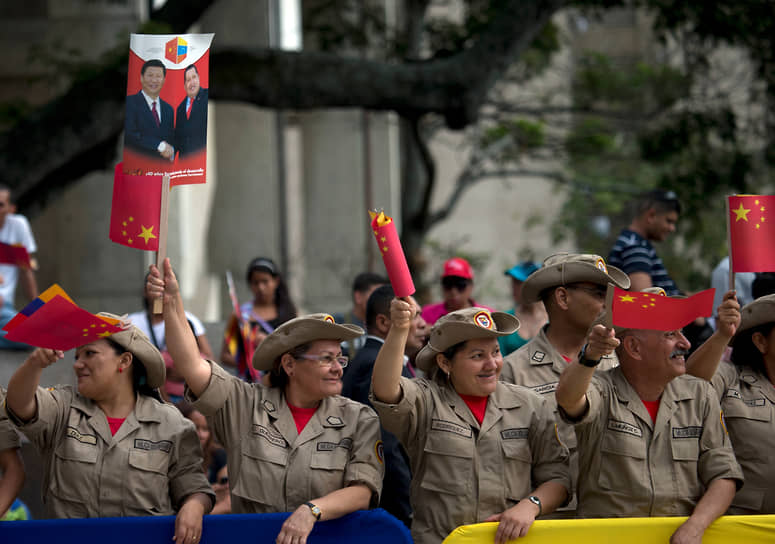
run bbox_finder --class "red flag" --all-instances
[0,241,31,268]
[728,195,775,272]
[370,210,415,297]
[109,163,163,251]
[2,286,124,350]
[611,286,715,331]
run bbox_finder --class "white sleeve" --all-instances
[13,215,37,253]
[184,311,206,336]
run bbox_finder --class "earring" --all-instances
[118,368,123,374]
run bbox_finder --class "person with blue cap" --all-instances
[498,261,547,356]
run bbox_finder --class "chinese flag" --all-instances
[369,210,415,297]
[611,286,715,331]
[0,241,31,268]
[109,162,163,251]
[2,285,124,350]
[728,195,775,272]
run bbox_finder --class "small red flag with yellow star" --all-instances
[2,284,124,350]
[610,286,715,331]
[369,210,415,297]
[728,195,775,273]
[109,162,162,251]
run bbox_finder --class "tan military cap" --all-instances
[414,307,519,372]
[521,253,631,304]
[98,312,165,388]
[730,294,775,347]
[252,313,364,371]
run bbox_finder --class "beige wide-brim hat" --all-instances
[730,294,775,347]
[98,312,166,389]
[252,313,364,371]
[521,253,631,304]
[415,307,520,373]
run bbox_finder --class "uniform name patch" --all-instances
[744,398,766,407]
[607,419,642,437]
[134,439,172,452]
[672,426,703,439]
[316,438,353,451]
[500,428,529,440]
[532,382,558,395]
[431,419,472,438]
[66,426,97,445]
[252,424,287,448]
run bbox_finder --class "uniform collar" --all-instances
[739,367,775,404]
[261,387,348,447]
[438,379,520,432]
[526,326,569,376]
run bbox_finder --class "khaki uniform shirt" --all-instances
[6,386,213,518]
[562,367,743,518]
[188,362,383,514]
[0,389,21,451]
[500,327,618,508]
[709,362,775,514]
[371,377,570,544]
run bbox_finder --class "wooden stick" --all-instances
[726,196,735,292]
[603,282,614,329]
[152,174,171,314]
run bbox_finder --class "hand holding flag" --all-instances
[369,210,415,297]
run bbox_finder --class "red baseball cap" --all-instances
[442,257,474,280]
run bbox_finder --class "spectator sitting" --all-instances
[333,272,388,358]
[498,261,547,356]
[221,257,298,381]
[129,274,213,403]
[421,257,492,326]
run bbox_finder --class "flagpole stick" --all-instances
[152,174,171,314]
[726,197,735,292]
[603,283,614,329]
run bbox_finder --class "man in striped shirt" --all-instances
[609,190,681,296]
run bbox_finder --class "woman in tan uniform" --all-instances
[148,259,383,544]
[4,318,214,543]
[372,300,570,544]
[687,291,775,513]
[0,388,24,518]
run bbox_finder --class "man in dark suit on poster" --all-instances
[124,59,175,161]
[174,64,208,158]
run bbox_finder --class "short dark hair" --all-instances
[268,343,310,389]
[635,189,682,217]
[183,64,198,77]
[366,284,395,331]
[752,273,775,299]
[731,323,775,374]
[141,59,166,77]
[352,272,388,294]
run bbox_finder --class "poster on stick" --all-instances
[122,33,214,185]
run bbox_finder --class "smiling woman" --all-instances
[371,301,571,544]
[148,258,384,544]
[4,320,214,543]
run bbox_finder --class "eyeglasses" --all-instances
[294,354,349,368]
[565,284,607,300]
[442,277,471,291]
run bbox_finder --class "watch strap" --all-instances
[578,344,601,368]
[304,501,322,521]
[527,495,542,517]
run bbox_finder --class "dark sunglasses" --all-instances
[216,476,228,485]
[442,277,471,291]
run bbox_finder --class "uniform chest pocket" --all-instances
[419,429,474,496]
[670,438,702,500]
[51,437,99,505]
[724,399,771,462]
[233,434,289,506]
[309,447,350,496]
[501,439,532,501]
[598,431,646,491]
[127,449,171,512]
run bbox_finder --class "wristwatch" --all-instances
[578,344,601,368]
[527,495,542,517]
[304,501,322,521]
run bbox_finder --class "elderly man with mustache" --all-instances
[556,313,743,544]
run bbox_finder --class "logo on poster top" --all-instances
[165,37,188,64]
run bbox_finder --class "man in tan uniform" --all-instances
[556,320,743,542]
[0,389,24,518]
[500,253,630,509]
